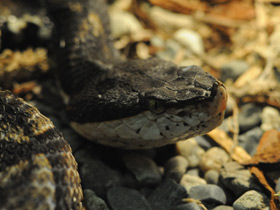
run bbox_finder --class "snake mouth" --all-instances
[210,82,227,116]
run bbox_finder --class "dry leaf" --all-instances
[244,130,280,166]
[250,167,279,210]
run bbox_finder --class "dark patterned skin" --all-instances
[0,0,227,208]
[0,90,83,210]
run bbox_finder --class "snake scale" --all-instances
[0,0,227,209]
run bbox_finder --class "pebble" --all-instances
[61,128,86,152]
[84,189,109,210]
[194,135,218,151]
[189,184,227,207]
[149,6,193,33]
[238,103,262,133]
[238,127,263,155]
[275,177,280,192]
[180,174,207,193]
[74,144,108,164]
[233,190,270,210]
[148,179,187,210]
[109,10,143,38]
[164,155,189,182]
[220,60,249,82]
[204,169,220,184]
[107,187,152,210]
[200,147,230,172]
[80,160,123,198]
[122,153,162,187]
[220,162,263,198]
[186,168,200,177]
[174,203,203,210]
[261,106,280,131]
[156,38,182,61]
[176,138,205,167]
[212,205,233,210]
[173,28,204,55]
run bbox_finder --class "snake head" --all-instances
[68,58,227,149]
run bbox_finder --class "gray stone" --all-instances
[80,160,123,197]
[275,177,280,192]
[84,189,109,210]
[220,60,249,82]
[164,155,189,182]
[200,147,230,172]
[238,127,263,155]
[174,203,203,210]
[204,169,220,184]
[156,38,182,61]
[212,205,233,210]
[233,190,270,210]
[123,153,162,187]
[62,128,86,152]
[176,138,205,167]
[194,135,218,150]
[220,162,263,198]
[180,174,207,193]
[149,179,187,210]
[189,184,227,206]
[107,187,152,210]
[238,104,262,133]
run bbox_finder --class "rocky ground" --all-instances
[1,0,280,209]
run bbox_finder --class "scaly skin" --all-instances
[0,0,227,209]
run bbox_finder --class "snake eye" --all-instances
[149,100,165,114]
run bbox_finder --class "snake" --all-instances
[0,0,227,209]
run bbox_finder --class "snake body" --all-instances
[0,0,227,209]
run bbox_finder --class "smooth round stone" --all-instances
[149,179,187,210]
[186,168,200,177]
[180,174,207,193]
[238,127,263,155]
[107,187,152,210]
[176,138,205,167]
[74,146,99,164]
[174,203,203,210]
[84,189,109,210]
[164,155,189,182]
[80,160,123,198]
[261,106,280,131]
[173,28,204,55]
[212,205,233,210]
[189,184,227,206]
[275,177,280,192]
[238,103,262,133]
[109,10,143,38]
[233,190,270,210]
[200,147,230,172]
[194,135,218,151]
[204,169,220,184]
[123,153,162,187]
[62,128,86,152]
[220,59,249,82]
[220,162,263,198]
[123,172,138,189]
[156,38,182,61]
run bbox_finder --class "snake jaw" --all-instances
[70,81,227,149]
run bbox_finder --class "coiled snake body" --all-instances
[0,0,227,209]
